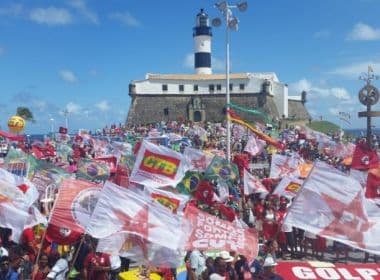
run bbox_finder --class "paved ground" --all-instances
[277,243,379,264]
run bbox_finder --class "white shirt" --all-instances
[209,273,226,280]
[189,250,206,278]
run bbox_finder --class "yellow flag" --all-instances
[368,65,374,72]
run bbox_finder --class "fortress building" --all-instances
[126,9,309,126]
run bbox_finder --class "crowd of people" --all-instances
[0,119,379,280]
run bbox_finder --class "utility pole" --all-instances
[358,67,380,147]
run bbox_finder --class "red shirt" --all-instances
[83,252,110,280]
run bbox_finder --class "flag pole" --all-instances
[66,235,86,280]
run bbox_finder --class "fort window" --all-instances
[216,84,222,91]
[239,83,245,90]
[194,85,199,91]
[179,84,184,92]
[162,84,168,91]
[209,84,215,92]
[229,83,233,91]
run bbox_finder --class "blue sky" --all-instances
[1,0,380,134]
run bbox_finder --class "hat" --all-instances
[219,251,234,262]
[263,255,277,267]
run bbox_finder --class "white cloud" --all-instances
[0,3,23,17]
[66,0,98,24]
[313,30,330,39]
[29,7,73,26]
[212,57,225,72]
[330,61,380,78]
[95,100,110,112]
[59,70,78,83]
[109,12,140,27]
[289,79,352,102]
[65,102,81,114]
[289,79,312,94]
[347,22,380,41]
[183,53,193,69]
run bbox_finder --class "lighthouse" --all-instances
[193,9,212,74]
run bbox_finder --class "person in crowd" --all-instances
[234,255,252,280]
[187,250,206,280]
[220,251,236,280]
[262,201,277,242]
[209,257,227,280]
[314,235,327,261]
[302,231,317,259]
[82,240,111,280]
[259,255,283,280]
[201,257,214,280]
[333,241,349,263]
[46,256,69,280]
[31,253,50,280]
[0,256,17,280]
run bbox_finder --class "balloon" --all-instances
[7,115,26,133]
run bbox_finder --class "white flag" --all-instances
[183,147,214,172]
[269,153,300,179]
[272,176,303,200]
[243,169,268,195]
[86,181,189,251]
[0,168,39,208]
[130,140,189,187]
[284,161,380,254]
[244,135,265,156]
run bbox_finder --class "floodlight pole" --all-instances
[214,1,247,162]
[225,8,231,162]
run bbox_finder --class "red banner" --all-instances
[184,205,258,260]
[276,261,380,280]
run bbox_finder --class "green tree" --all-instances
[16,106,35,123]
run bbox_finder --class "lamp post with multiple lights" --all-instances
[212,1,247,161]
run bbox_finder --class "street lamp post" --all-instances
[212,1,247,162]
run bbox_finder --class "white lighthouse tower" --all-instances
[193,9,212,74]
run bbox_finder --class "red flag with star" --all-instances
[283,161,380,254]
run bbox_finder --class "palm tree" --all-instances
[16,106,35,123]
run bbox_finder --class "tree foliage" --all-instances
[16,107,35,123]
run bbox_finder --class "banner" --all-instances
[184,205,258,260]
[144,185,189,214]
[276,261,380,280]
[4,148,29,177]
[130,140,189,187]
[284,161,380,254]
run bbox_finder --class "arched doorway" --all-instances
[193,111,202,122]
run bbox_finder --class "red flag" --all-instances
[351,141,379,170]
[47,179,101,244]
[366,166,380,199]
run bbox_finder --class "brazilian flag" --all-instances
[204,156,239,182]
[176,171,202,195]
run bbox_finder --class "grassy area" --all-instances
[306,120,340,134]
